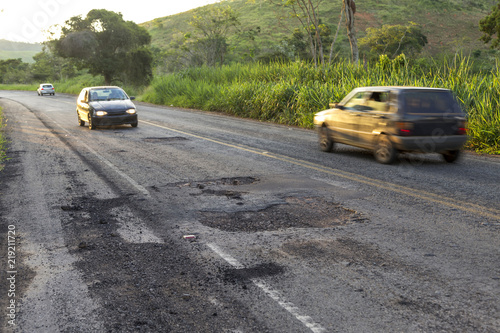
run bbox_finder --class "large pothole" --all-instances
[199,196,368,232]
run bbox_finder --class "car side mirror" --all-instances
[80,99,86,103]
[329,103,344,110]
[130,96,136,100]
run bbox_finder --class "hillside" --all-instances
[0,40,42,63]
[141,0,498,61]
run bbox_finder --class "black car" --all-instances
[76,86,138,130]
[314,86,468,164]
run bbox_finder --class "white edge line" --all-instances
[206,243,327,333]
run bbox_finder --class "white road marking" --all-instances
[206,243,327,333]
[50,119,150,197]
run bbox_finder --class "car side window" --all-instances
[366,91,390,112]
[344,92,366,110]
[344,91,390,112]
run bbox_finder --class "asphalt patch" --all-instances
[200,196,368,232]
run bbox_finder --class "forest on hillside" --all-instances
[1,1,500,154]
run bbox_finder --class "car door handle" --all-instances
[373,115,387,119]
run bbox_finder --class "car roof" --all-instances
[353,86,450,92]
[86,86,123,90]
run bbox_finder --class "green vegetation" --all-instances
[360,22,428,59]
[143,0,498,68]
[52,9,153,85]
[1,1,500,155]
[142,56,500,154]
[0,106,7,171]
[0,39,42,63]
[480,1,500,49]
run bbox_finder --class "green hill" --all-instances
[140,0,498,62]
[0,40,42,63]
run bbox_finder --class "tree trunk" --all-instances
[344,0,359,64]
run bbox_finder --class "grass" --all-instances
[1,57,499,154]
[141,0,497,64]
[0,83,38,91]
[0,106,7,172]
[142,57,500,154]
[0,74,144,98]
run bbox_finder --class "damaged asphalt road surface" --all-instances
[0,91,499,332]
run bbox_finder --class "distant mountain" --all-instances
[140,0,498,60]
[0,39,43,63]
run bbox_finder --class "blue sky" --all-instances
[0,0,220,43]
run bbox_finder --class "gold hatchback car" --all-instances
[314,87,468,164]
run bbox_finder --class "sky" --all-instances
[0,0,221,43]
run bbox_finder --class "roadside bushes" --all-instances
[0,107,7,171]
[140,57,499,154]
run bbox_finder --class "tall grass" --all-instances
[143,58,500,154]
[0,74,144,99]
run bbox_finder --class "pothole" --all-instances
[200,197,368,232]
[194,189,245,200]
[164,177,259,189]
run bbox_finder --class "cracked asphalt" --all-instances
[0,90,499,332]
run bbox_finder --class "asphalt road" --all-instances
[0,90,499,333]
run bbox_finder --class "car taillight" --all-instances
[457,121,467,135]
[396,122,414,136]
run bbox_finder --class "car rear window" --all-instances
[403,91,462,114]
[43,85,53,88]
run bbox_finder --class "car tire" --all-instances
[318,126,334,152]
[131,122,138,128]
[78,112,85,126]
[441,150,460,163]
[88,115,96,130]
[374,135,398,164]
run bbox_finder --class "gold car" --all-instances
[314,87,468,164]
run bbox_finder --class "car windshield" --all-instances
[403,91,462,114]
[89,88,128,101]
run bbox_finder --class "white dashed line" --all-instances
[206,243,326,333]
[50,119,150,197]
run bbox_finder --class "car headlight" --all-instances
[95,111,107,116]
[126,109,136,114]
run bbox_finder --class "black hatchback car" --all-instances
[314,87,468,164]
[76,86,138,130]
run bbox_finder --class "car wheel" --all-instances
[88,115,96,130]
[318,126,334,152]
[131,122,138,128]
[78,112,85,126]
[441,150,460,163]
[374,135,398,164]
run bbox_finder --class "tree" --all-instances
[272,0,327,67]
[32,46,77,82]
[0,59,31,84]
[479,1,500,49]
[343,0,359,64]
[52,9,152,85]
[360,22,428,59]
[187,5,240,67]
